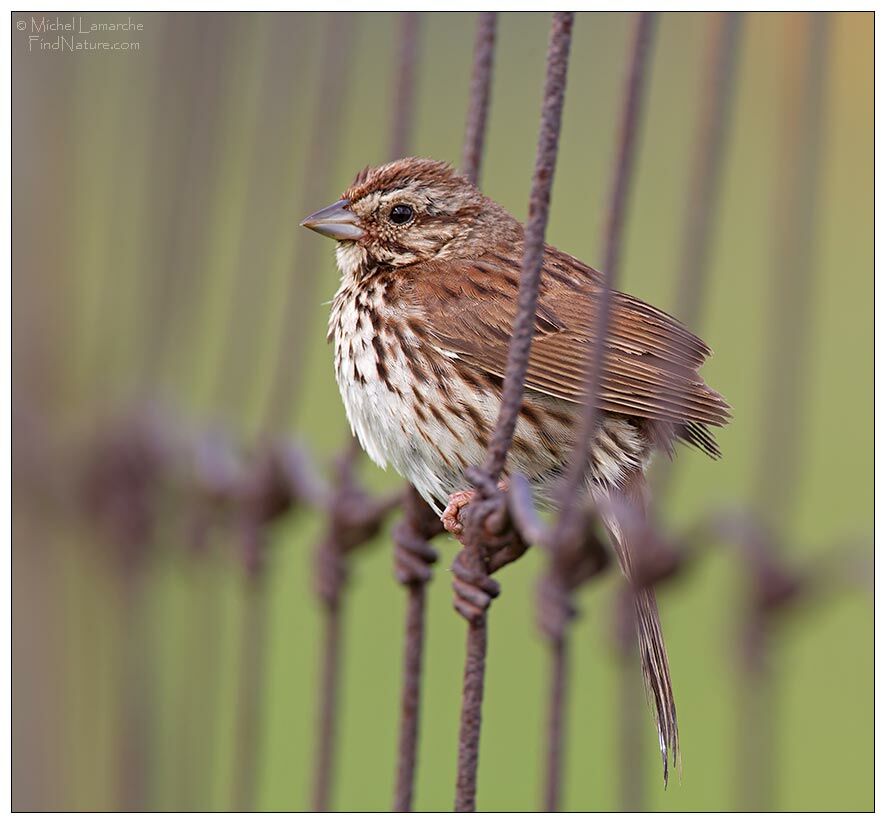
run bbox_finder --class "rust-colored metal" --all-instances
[391,11,489,811]
[738,13,830,811]
[453,13,574,812]
[391,487,443,812]
[461,13,498,185]
[389,12,422,162]
[310,449,402,811]
[262,15,357,433]
[618,12,742,810]
[536,12,658,811]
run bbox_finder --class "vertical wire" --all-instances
[541,13,657,812]
[392,14,485,807]
[172,19,312,813]
[751,13,830,524]
[388,12,422,161]
[203,17,313,424]
[461,12,498,185]
[454,12,575,812]
[259,16,357,434]
[653,12,743,499]
[311,583,345,812]
[225,16,358,813]
[617,13,742,811]
[310,13,423,812]
[541,633,569,812]
[139,16,236,397]
[231,563,272,811]
[739,13,830,811]
[480,14,575,483]
[554,11,657,527]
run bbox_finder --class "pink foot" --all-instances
[441,480,510,541]
[442,490,475,538]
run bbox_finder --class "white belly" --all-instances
[328,277,603,511]
[330,281,489,510]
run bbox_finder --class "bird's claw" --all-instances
[442,489,475,539]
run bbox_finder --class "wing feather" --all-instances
[397,248,731,433]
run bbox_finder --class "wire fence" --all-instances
[11,10,871,813]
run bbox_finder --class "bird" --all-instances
[301,156,730,782]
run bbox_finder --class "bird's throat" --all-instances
[335,241,372,284]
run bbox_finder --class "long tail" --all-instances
[633,585,680,784]
[596,472,680,784]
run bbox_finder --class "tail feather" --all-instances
[634,586,680,784]
[596,471,680,784]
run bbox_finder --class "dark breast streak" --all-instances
[334,269,655,505]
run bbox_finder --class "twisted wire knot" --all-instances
[82,411,171,567]
[234,442,307,578]
[707,510,806,614]
[451,547,501,624]
[599,494,683,591]
[537,517,610,643]
[393,487,442,586]
[314,535,349,609]
[450,468,529,625]
[535,571,577,644]
[313,443,401,607]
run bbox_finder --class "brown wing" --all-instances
[399,246,730,431]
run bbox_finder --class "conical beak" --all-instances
[300,199,364,241]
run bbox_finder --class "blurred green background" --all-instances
[12,11,872,812]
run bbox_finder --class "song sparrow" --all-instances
[302,157,730,779]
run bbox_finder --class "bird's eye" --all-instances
[388,204,414,225]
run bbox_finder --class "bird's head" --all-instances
[300,157,517,275]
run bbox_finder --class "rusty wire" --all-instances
[228,444,317,811]
[737,13,831,811]
[613,13,743,811]
[172,20,316,810]
[311,451,402,811]
[598,13,657,294]
[389,12,422,161]
[480,16,573,485]
[311,13,423,812]
[63,19,227,813]
[452,12,574,812]
[262,15,357,433]
[752,13,830,524]
[231,574,270,811]
[205,17,313,423]
[217,14,360,813]
[55,12,854,814]
[672,14,744,342]
[151,36,362,810]
[530,12,658,812]
[654,12,743,500]
[461,12,498,185]
[391,487,443,812]
[391,12,495,812]
[554,10,657,543]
